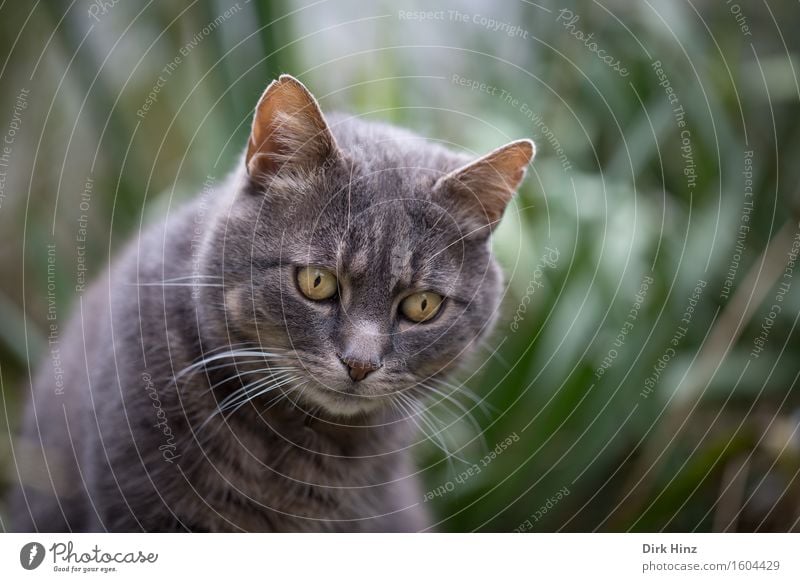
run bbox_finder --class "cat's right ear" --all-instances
[246,75,340,180]
[433,139,535,236]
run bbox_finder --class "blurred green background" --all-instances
[1,0,799,532]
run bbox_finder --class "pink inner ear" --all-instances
[438,139,535,230]
[246,75,337,178]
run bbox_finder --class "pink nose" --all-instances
[338,355,382,382]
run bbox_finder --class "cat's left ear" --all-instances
[246,74,340,179]
[434,139,535,235]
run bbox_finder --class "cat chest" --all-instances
[196,427,395,524]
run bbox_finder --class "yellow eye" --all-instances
[297,266,338,300]
[400,292,443,323]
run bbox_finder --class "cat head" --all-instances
[203,75,534,417]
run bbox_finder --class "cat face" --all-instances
[206,75,534,417]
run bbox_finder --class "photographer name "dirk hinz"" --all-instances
[643,543,698,554]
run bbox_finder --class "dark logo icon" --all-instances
[20,542,46,570]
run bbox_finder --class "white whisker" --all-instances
[421,383,488,453]
[204,366,298,393]
[396,392,466,467]
[126,282,225,288]
[432,377,495,415]
[215,372,294,412]
[175,349,289,381]
[198,373,299,431]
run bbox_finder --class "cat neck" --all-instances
[254,394,414,454]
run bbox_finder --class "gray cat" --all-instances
[9,75,534,532]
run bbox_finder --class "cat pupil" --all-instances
[421,298,428,311]
[314,275,321,287]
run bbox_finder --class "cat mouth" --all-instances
[296,375,389,417]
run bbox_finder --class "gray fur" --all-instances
[9,79,530,532]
